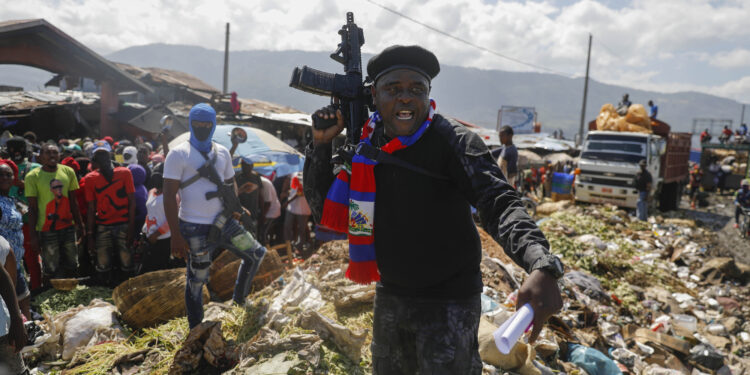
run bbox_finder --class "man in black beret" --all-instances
[304,45,563,374]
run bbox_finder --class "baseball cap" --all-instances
[92,140,112,154]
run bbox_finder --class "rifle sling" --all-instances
[180,143,221,190]
[356,143,448,180]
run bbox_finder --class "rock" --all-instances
[721,317,740,333]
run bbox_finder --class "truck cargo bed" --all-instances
[661,132,691,183]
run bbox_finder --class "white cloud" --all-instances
[1,0,749,102]
[702,48,750,69]
[710,76,750,104]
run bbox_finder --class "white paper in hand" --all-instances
[493,303,534,354]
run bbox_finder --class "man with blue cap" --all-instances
[163,103,267,329]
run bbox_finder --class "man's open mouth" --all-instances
[396,110,414,120]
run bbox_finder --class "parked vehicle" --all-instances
[575,119,690,210]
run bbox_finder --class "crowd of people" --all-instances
[0,125,313,310]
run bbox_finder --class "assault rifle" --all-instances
[181,147,258,262]
[289,12,372,144]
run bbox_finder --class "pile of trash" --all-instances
[21,202,750,374]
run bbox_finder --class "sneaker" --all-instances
[734,223,739,229]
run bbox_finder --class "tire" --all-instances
[743,212,750,239]
[659,182,680,211]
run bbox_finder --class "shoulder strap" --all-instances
[180,143,218,189]
[356,143,448,180]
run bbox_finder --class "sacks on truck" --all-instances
[595,103,652,134]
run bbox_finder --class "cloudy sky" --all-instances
[3,0,750,103]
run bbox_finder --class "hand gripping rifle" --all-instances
[289,12,373,145]
[185,148,259,262]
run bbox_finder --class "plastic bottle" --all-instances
[671,314,697,334]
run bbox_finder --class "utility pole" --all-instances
[577,33,592,147]
[741,104,746,127]
[223,22,230,94]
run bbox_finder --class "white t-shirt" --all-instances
[0,236,11,337]
[163,142,235,225]
[260,177,280,219]
[143,190,174,240]
[287,172,311,216]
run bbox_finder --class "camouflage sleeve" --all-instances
[435,118,553,273]
[303,142,334,224]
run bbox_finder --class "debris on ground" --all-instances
[21,200,750,374]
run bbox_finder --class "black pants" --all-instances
[141,237,184,273]
[371,290,482,375]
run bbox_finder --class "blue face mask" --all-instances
[188,103,217,153]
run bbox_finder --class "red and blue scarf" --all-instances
[321,100,437,284]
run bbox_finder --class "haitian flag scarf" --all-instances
[321,99,437,284]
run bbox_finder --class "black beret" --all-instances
[367,45,440,84]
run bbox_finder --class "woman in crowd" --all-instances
[0,160,30,319]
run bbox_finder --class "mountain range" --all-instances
[2,43,745,138]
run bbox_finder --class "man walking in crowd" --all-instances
[635,159,652,221]
[0,235,27,375]
[85,141,136,285]
[26,143,83,284]
[497,125,519,188]
[163,103,266,328]
[305,45,563,374]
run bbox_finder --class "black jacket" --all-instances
[303,114,551,298]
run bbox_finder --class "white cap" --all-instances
[123,146,138,165]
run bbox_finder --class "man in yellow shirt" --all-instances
[25,143,84,283]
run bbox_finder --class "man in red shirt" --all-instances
[84,141,136,285]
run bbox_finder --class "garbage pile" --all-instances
[20,202,750,374]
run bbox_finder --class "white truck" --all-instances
[575,120,690,211]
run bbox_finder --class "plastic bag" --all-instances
[566,343,622,375]
[62,303,119,360]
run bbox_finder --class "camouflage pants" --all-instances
[371,290,482,375]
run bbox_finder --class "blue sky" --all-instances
[2,0,749,103]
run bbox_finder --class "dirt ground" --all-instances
[679,192,750,264]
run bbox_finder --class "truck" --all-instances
[575,119,691,211]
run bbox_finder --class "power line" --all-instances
[364,0,576,77]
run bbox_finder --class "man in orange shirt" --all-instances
[85,141,136,285]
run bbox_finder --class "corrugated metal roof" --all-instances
[114,62,218,94]
[0,90,99,111]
